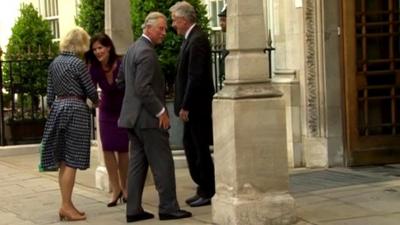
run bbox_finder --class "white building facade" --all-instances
[20,0,80,41]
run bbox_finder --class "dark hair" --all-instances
[85,33,118,68]
[218,6,226,17]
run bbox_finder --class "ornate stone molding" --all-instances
[304,0,320,136]
[214,82,283,100]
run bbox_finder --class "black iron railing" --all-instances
[210,29,275,89]
[263,30,275,79]
[0,49,51,145]
[0,48,96,145]
[210,30,227,92]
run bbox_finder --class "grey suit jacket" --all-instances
[117,36,165,129]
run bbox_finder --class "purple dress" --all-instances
[90,60,129,152]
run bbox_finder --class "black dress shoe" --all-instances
[185,194,200,205]
[126,211,154,223]
[159,209,192,220]
[189,197,211,207]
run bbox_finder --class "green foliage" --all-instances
[6,3,57,59]
[129,0,210,96]
[3,3,56,122]
[4,3,57,95]
[75,0,105,36]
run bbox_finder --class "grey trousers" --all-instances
[126,127,180,215]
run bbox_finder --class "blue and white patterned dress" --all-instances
[41,52,99,170]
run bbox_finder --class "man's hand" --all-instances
[159,111,170,129]
[179,109,189,122]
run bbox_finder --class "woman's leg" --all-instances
[103,151,121,200]
[117,152,129,198]
[59,161,76,209]
[58,161,85,219]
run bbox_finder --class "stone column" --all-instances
[212,0,296,224]
[264,0,304,168]
[302,0,328,168]
[94,106,109,191]
[95,0,134,191]
[104,0,133,55]
[302,0,343,167]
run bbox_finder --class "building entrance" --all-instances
[342,0,400,165]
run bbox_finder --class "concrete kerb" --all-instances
[0,143,40,157]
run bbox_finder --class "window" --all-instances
[43,0,60,40]
[44,0,58,17]
[206,0,226,29]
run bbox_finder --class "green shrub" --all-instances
[3,3,57,121]
[75,0,105,36]
[130,0,210,97]
[4,3,57,95]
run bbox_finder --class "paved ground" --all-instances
[1,145,400,225]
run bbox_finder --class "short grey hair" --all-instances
[141,12,167,31]
[59,27,90,55]
[169,1,197,23]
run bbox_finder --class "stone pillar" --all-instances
[302,0,343,167]
[94,107,109,191]
[264,0,304,168]
[104,0,133,55]
[302,0,328,168]
[302,0,344,168]
[212,0,296,224]
[95,0,134,191]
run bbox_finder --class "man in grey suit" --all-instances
[117,12,191,223]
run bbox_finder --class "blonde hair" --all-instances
[169,1,196,23]
[59,27,90,55]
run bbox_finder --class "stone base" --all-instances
[304,137,328,168]
[212,192,296,225]
[173,150,188,168]
[95,166,110,192]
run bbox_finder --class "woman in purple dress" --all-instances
[85,33,129,207]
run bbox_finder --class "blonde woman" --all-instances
[40,27,99,221]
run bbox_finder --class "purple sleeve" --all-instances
[89,65,99,86]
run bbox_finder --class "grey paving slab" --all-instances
[339,188,400,213]
[321,214,400,225]
[296,200,372,223]
[289,169,394,194]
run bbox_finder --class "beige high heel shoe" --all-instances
[74,207,85,216]
[59,208,86,221]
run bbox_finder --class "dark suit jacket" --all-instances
[174,25,215,117]
[117,36,165,129]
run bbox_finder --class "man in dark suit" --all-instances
[218,5,227,33]
[117,12,191,223]
[170,1,215,207]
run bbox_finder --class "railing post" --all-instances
[263,29,276,79]
[0,47,5,145]
[211,30,227,92]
